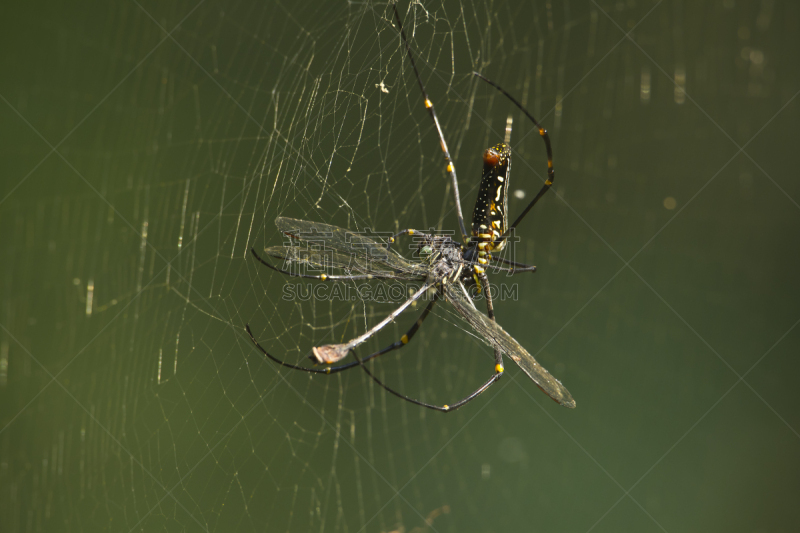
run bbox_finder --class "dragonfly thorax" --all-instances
[416,234,472,286]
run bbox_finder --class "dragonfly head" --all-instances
[419,244,433,262]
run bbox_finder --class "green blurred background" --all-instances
[2,1,799,531]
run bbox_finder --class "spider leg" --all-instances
[453,258,533,275]
[245,294,437,375]
[246,324,342,374]
[352,275,505,413]
[348,294,439,367]
[352,347,501,413]
[473,72,556,250]
[385,228,432,252]
[393,5,468,242]
[251,248,398,281]
[478,271,505,376]
[489,255,537,273]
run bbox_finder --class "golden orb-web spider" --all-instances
[246,4,574,411]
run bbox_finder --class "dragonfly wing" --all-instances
[444,282,575,408]
[274,217,424,276]
[265,246,382,275]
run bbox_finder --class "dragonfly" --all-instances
[246,4,575,412]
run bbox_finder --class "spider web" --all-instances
[5,1,800,532]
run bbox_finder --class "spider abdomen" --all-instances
[471,143,511,252]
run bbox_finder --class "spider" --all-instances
[246,4,574,412]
